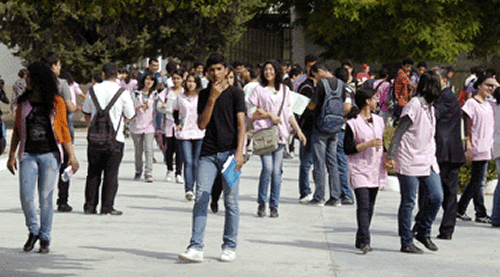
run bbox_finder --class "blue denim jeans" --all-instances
[299,130,313,198]
[258,144,285,208]
[457,161,488,218]
[179,139,203,192]
[311,128,340,202]
[492,158,500,225]
[397,170,443,246]
[188,150,239,251]
[337,130,354,201]
[19,152,60,243]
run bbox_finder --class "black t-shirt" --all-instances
[311,77,346,127]
[25,102,58,154]
[198,85,247,157]
[297,78,315,132]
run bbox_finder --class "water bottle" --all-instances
[61,166,73,182]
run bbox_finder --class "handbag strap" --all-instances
[276,84,287,118]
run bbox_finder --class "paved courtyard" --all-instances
[0,130,499,277]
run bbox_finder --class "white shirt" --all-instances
[82,80,135,143]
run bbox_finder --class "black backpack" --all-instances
[317,78,345,134]
[87,87,125,152]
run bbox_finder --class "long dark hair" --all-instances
[259,60,282,91]
[414,70,442,104]
[138,71,158,93]
[17,62,58,113]
[345,87,376,119]
[493,87,500,106]
[473,73,494,90]
[60,71,75,86]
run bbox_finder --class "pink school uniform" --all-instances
[172,93,205,140]
[130,91,157,134]
[462,98,494,161]
[394,97,440,176]
[346,114,388,189]
[248,84,292,145]
[158,88,182,137]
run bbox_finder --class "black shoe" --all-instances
[475,216,492,224]
[210,202,218,214]
[400,244,424,254]
[415,236,438,251]
[492,223,500,227]
[270,207,279,218]
[308,198,325,206]
[324,198,341,207]
[101,209,123,216]
[57,203,73,213]
[39,240,50,254]
[456,213,472,221]
[84,209,97,215]
[341,198,354,205]
[360,244,371,254]
[23,233,39,252]
[257,204,266,217]
[436,233,452,240]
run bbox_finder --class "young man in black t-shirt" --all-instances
[179,53,246,263]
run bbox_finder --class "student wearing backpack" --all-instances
[131,72,158,183]
[307,62,347,206]
[81,63,135,215]
[248,60,306,218]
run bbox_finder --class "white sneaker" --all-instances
[299,193,313,204]
[179,248,204,262]
[166,171,173,181]
[219,249,236,262]
[185,191,194,201]
[176,174,184,184]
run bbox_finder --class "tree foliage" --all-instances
[267,0,500,63]
[0,0,263,82]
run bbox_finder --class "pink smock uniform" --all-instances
[462,98,494,161]
[394,97,440,176]
[347,114,388,189]
[130,91,157,134]
[172,93,205,140]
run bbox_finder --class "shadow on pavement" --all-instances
[247,239,400,254]
[79,246,179,262]
[0,247,94,276]
[0,207,23,214]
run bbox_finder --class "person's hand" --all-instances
[270,113,281,125]
[465,140,473,163]
[143,103,149,110]
[7,155,16,175]
[235,152,244,172]
[384,157,396,171]
[370,138,383,150]
[209,81,225,102]
[67,156,79,174]
[297,131,307,146]
[176,125,183,131]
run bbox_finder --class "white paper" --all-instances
[222,155,234,174]
[289,90,310,115]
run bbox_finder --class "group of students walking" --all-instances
[4,51,500,262]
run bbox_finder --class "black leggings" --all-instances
[354,187,379,247]
[165,136,182,175]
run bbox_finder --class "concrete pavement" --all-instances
[0,130,499,277]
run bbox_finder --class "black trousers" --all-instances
[84,142,124,213]
[166,136,182,175]
[416,162,461,237]
[211,173,223,204]
[354,187,379,247]
[57,147,70,205]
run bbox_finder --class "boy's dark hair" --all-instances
[341,59,353,68]
[305,54,318,65]
[444,66,454,73]
[310,61,329,75]
[292,63,303,72]
[148,57,158,65]
[249,67,260,80]
[259,60,283,91]
[41,52,60,67]
[193,60,204,68]
[334,67,349,83]
[289,67,302,79]
[232,60,243,68]
[417,61,427,69]
[402,58,414,66]
[485,68,496,77]
[471,66,485,75]
[103,63,118,79]
[93,73,103,83]
[166,61,178,75]
[206,53,227,69]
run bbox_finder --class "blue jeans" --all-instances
[299,130,313,198]
[258,144,285,208]
[457,161,488,218]
[311,128,340,202]
[179,139,203,192]
[492,158,500,225]
[188,150,239,251]
[19,152,60,243]
[397,170,443,246]
[337,130,354,201]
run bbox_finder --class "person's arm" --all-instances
[235,112,246,171]
[385,115,413,169]
[464,113,473,163]
[59,81,78,113]
[7,105,21,175]
[290,115,306,145]
[62,142,79,173]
